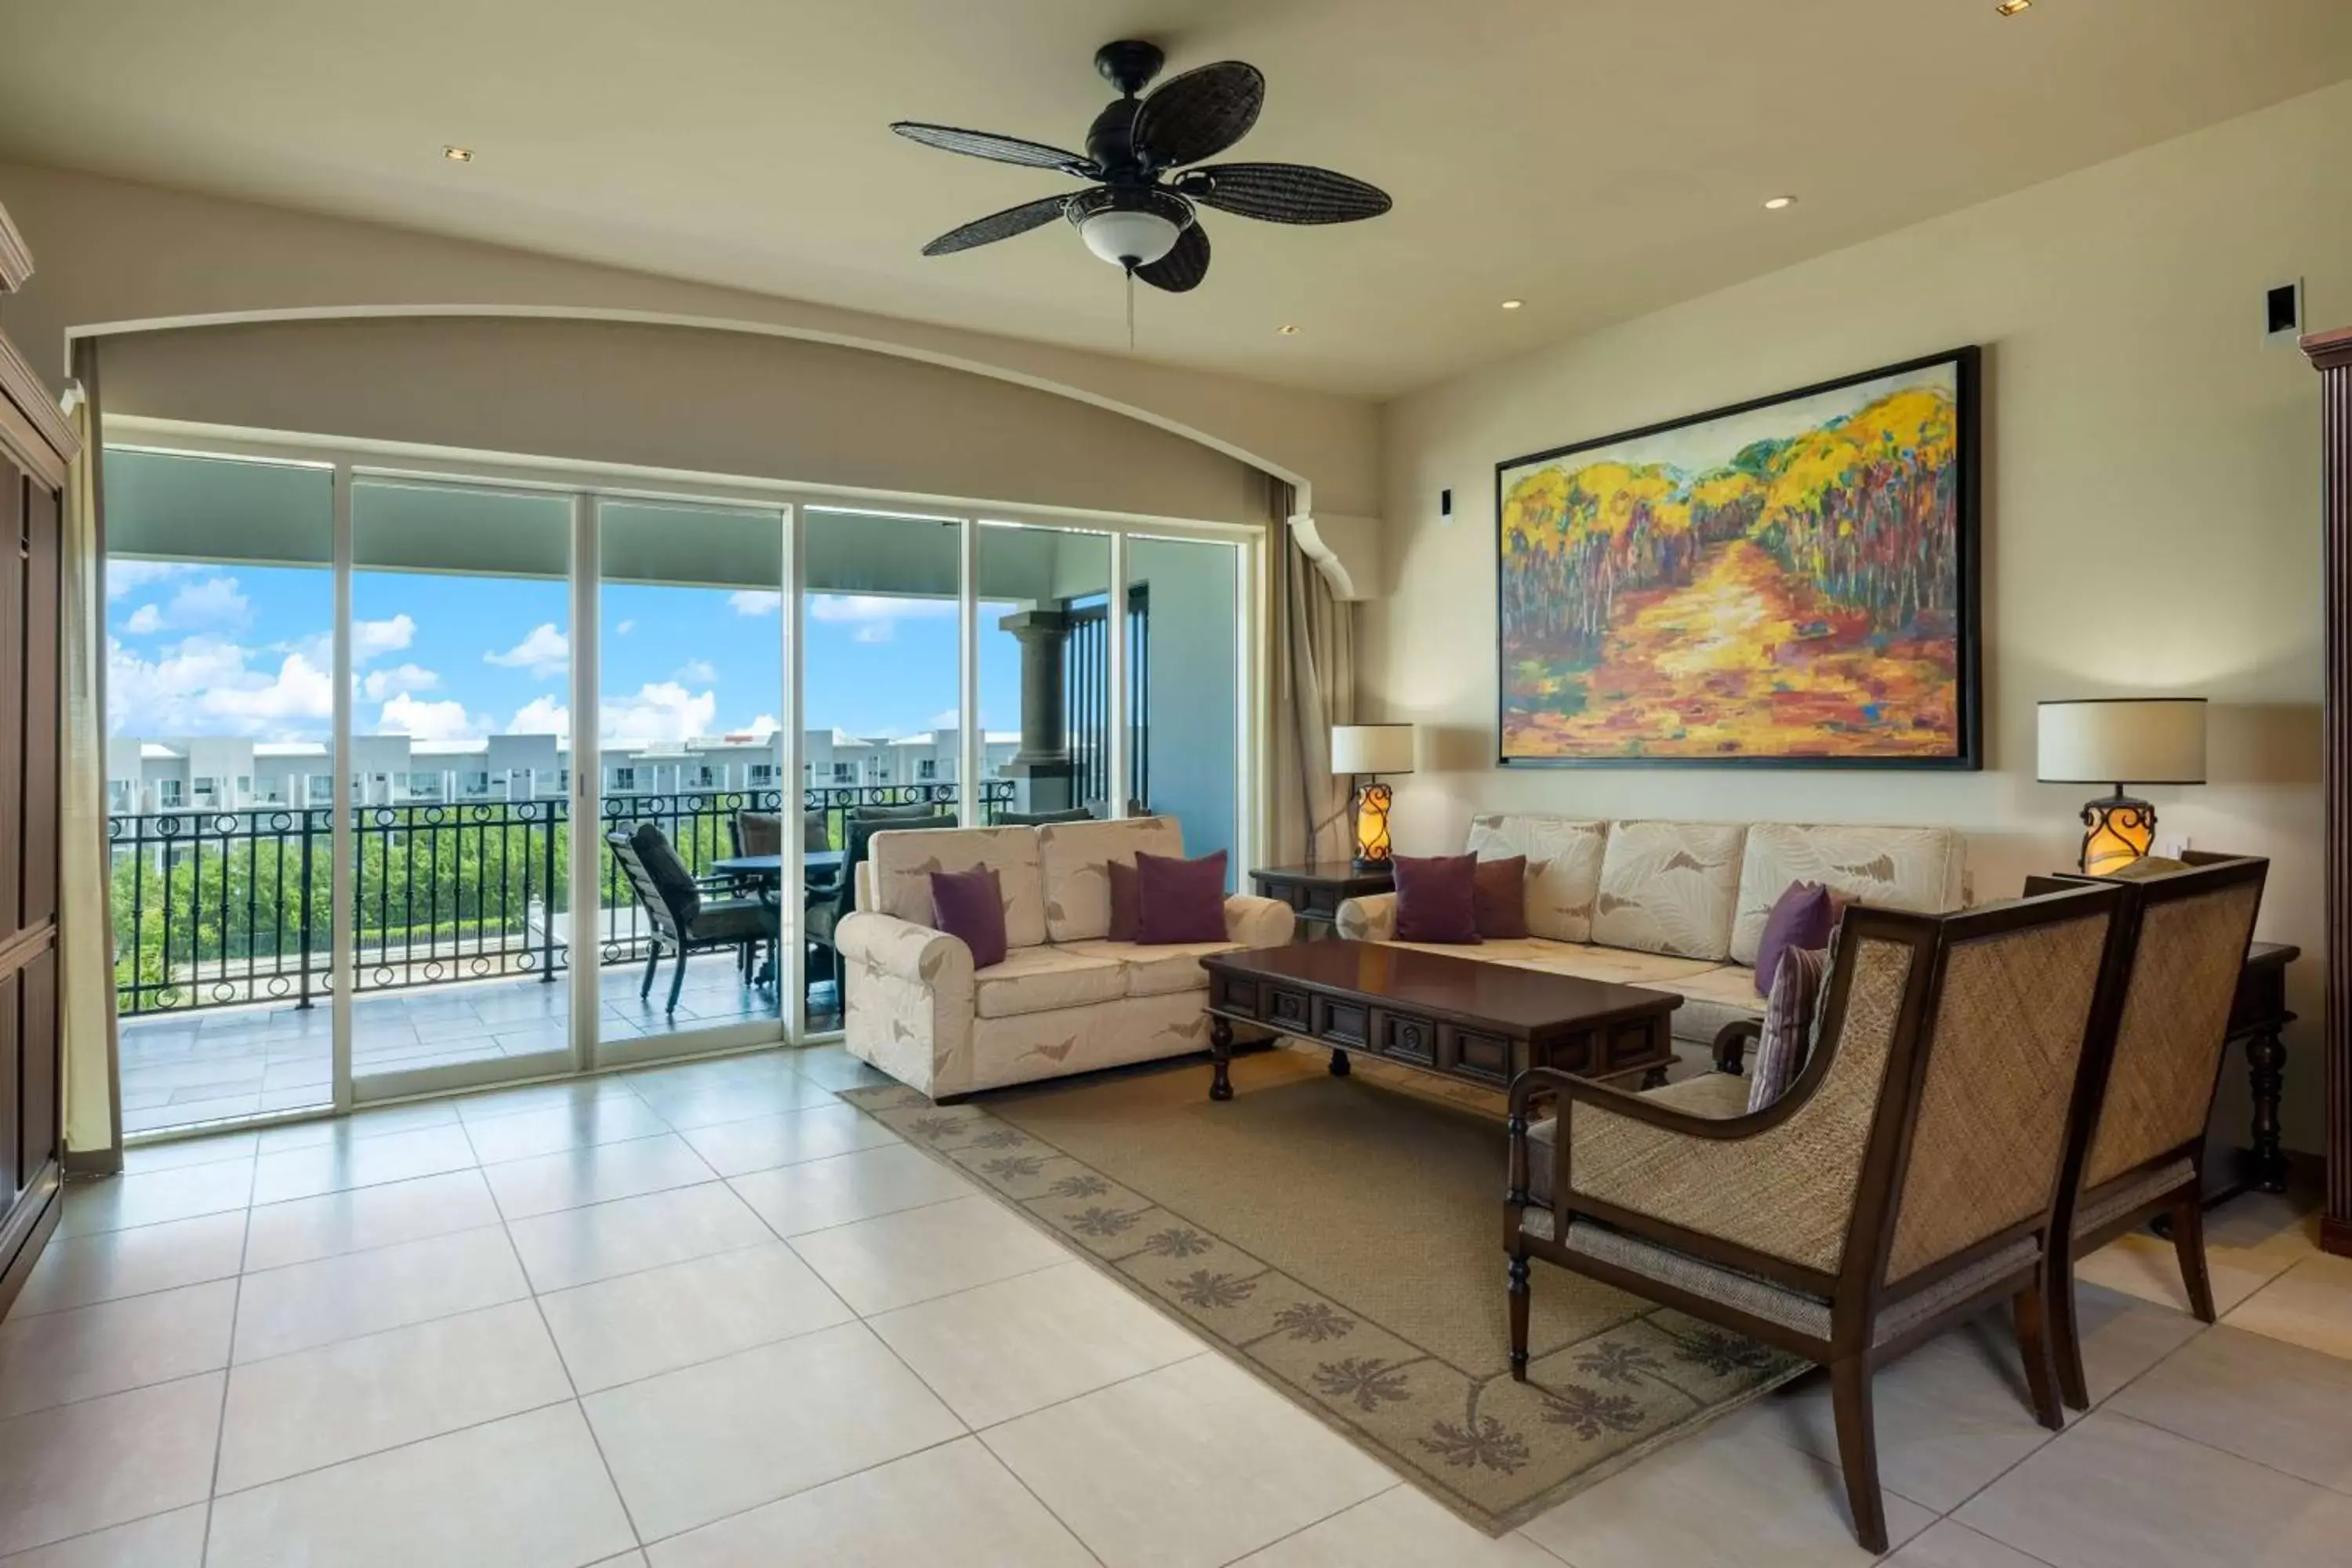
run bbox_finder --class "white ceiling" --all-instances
[2,0,2348,397]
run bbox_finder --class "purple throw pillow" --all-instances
[1107,858,1143,941]
[1748,946,1830,1112]
[1472,855,1529,939]
[1393,853,1482,944]
[928,865,1007,970]
[1754,881,1838,997]
[1134,850,1229,945]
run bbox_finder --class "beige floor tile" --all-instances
[1958,1410,2352,1567]
[1518,1406,1935,1567]
[216,1301,575,1493]
[0,1374,222,1557]
[205,1402,636,1568]
[459,1096,676,1165]
[122,1129,260,1172]
[590,1556,649,1568]
[57,1160,254,1239]
[1882,1519,2051,1567]
[240,1168,501,1272]
[870,1261,1203,1428]
[2225,1251,2352,1360]
[506,1181,773,1293]
[0,1280,236,1418]
[583,1321,964,1542]
[233,1226,529,1363]
[785,1044,895,1092]
[249,1123,481,1206]
[788,1194,1073,1316]
[2108,1324,2352,1492]
[647,1436,1094,1567]
[2074,1225,2302,1319]
[981,1353,1395,1568]
[251,1102,459,1152]
[0,1504,209,1567]
[2067,1277,2209,1402]
[673,1102,897,1178]
[631,1073,840,1132]
[483,1133,717,1221]
[452,1077,649,1123]
[1232,1485,1564,1566]
[9,1211,246,1318]
[538,1243,853,1393]
[724,1142,975,1237]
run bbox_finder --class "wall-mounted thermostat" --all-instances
[2266,279,2303,343]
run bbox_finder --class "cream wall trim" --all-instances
[0,328,75,485]
[0,161,1380,515]
[1287,512,1382,602]
[1363,77,2352,1152]
[0,197,30,293]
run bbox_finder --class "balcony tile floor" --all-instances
[118,963,794,1136]
[8,1046,2347,1566]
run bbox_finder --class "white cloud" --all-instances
[673,659,717,684]
[602,682,717,746]
[810,593,955,645]
[353,615,416,662]
[728,591,782,617]
[106,560,190,600]
[745,713,781,737]
[108,635,335,739]
[360,663,441,700]
[927,708,961,730]
[163,575,252,630]
[376,693,482,742]
[615,619,637,636]
[124,604,165,636]
[485,622,569,677]
[508,696,572,738]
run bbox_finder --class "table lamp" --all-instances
[1329,724,1414,870]
[2036,699,2206,875]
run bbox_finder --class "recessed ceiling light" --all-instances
[1501,299,1524,310]
[1994,0,2031,14]
[442,145,474,162]
[1762,194,1797,210]
[1276,324,1301,336]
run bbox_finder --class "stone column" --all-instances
[999,608,1075,813]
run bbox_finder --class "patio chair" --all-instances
[805,811,953,988]
[606,824,780,1014]
[1505,884,2125,1552]
[2037,853,2267,1410]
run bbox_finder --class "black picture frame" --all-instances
[1494,344,1982,771]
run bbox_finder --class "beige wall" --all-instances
[1363,80,2347,1152]
[0,160,1379,517]
[96,315,1265,524]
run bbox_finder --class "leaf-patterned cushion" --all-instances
[1035,816,1185,942]
[1464,814,1610,942]
[868,825,1047,948]
[1590,821,1749,960]
[1727,823,1966,967]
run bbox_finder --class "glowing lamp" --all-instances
[2036,699,2206,875]
[1330,724,1415,871]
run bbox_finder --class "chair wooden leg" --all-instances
[2012,1281,2064,1430]
[640,945,661,1000]
[1507,1253,1531,1382]
[2049,1251,2091,1413]
[1828,1355,1888,1555]
[2169,1194,2216,1324]
[667,949,690,1014]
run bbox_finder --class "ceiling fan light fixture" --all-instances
[1068,186,1192,269]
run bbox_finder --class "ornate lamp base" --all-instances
[2078,790,2157,877]
[1352,780,1394,872]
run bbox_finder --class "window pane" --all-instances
[977,522,1110,818]
[1127,536,1240,881]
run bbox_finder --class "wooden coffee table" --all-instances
[1198,939,1680,1103]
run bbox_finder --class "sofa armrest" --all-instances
[835,912,977,1098]
[1334,891,1396,942]
[1222,894,1295,949]
[836,911,971,987]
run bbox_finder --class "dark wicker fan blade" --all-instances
[1178,162,1392,224]
[1132,61,1264,169]
[922,194,1076,256]
[891,122,1098,178]
[1134,220,1210,292]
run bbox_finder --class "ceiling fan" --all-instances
[891,39,1392,294]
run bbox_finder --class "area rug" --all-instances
[844,1048,1807,1534]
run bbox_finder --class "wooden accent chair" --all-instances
[1504,885,2125,1552]
[605,825,779,1013]
[2039,853,2268,1410]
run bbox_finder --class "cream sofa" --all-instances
[836,816,1294,1099]
[1334,815,1967,1056]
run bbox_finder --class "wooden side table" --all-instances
[2207,940,2299,1206]
[1248,862,1393,940]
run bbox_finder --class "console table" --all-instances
[1248,862,1392,938]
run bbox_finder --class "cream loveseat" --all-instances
[836,816,1294,1100]
[1335,815,1968,1058]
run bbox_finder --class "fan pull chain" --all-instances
[1125,266,1136,353]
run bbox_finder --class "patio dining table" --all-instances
[708,849,846,886]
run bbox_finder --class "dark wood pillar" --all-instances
[2306,325,2352,1258]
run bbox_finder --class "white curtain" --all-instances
[60,341,118,1165]
[1269,480,1356,865]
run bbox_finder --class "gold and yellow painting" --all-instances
[1497,349,1980,768]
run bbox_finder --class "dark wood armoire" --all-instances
[2308,325,2352,1259]
[0,200,71,1315]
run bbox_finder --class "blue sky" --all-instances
[105,560,1024,744]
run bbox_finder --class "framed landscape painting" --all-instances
[1497,346,1980,768]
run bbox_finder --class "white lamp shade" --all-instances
[1330,724,1415,775]
[2036,699,2206,786]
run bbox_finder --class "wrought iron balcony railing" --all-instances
[107,782,1016,1018]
